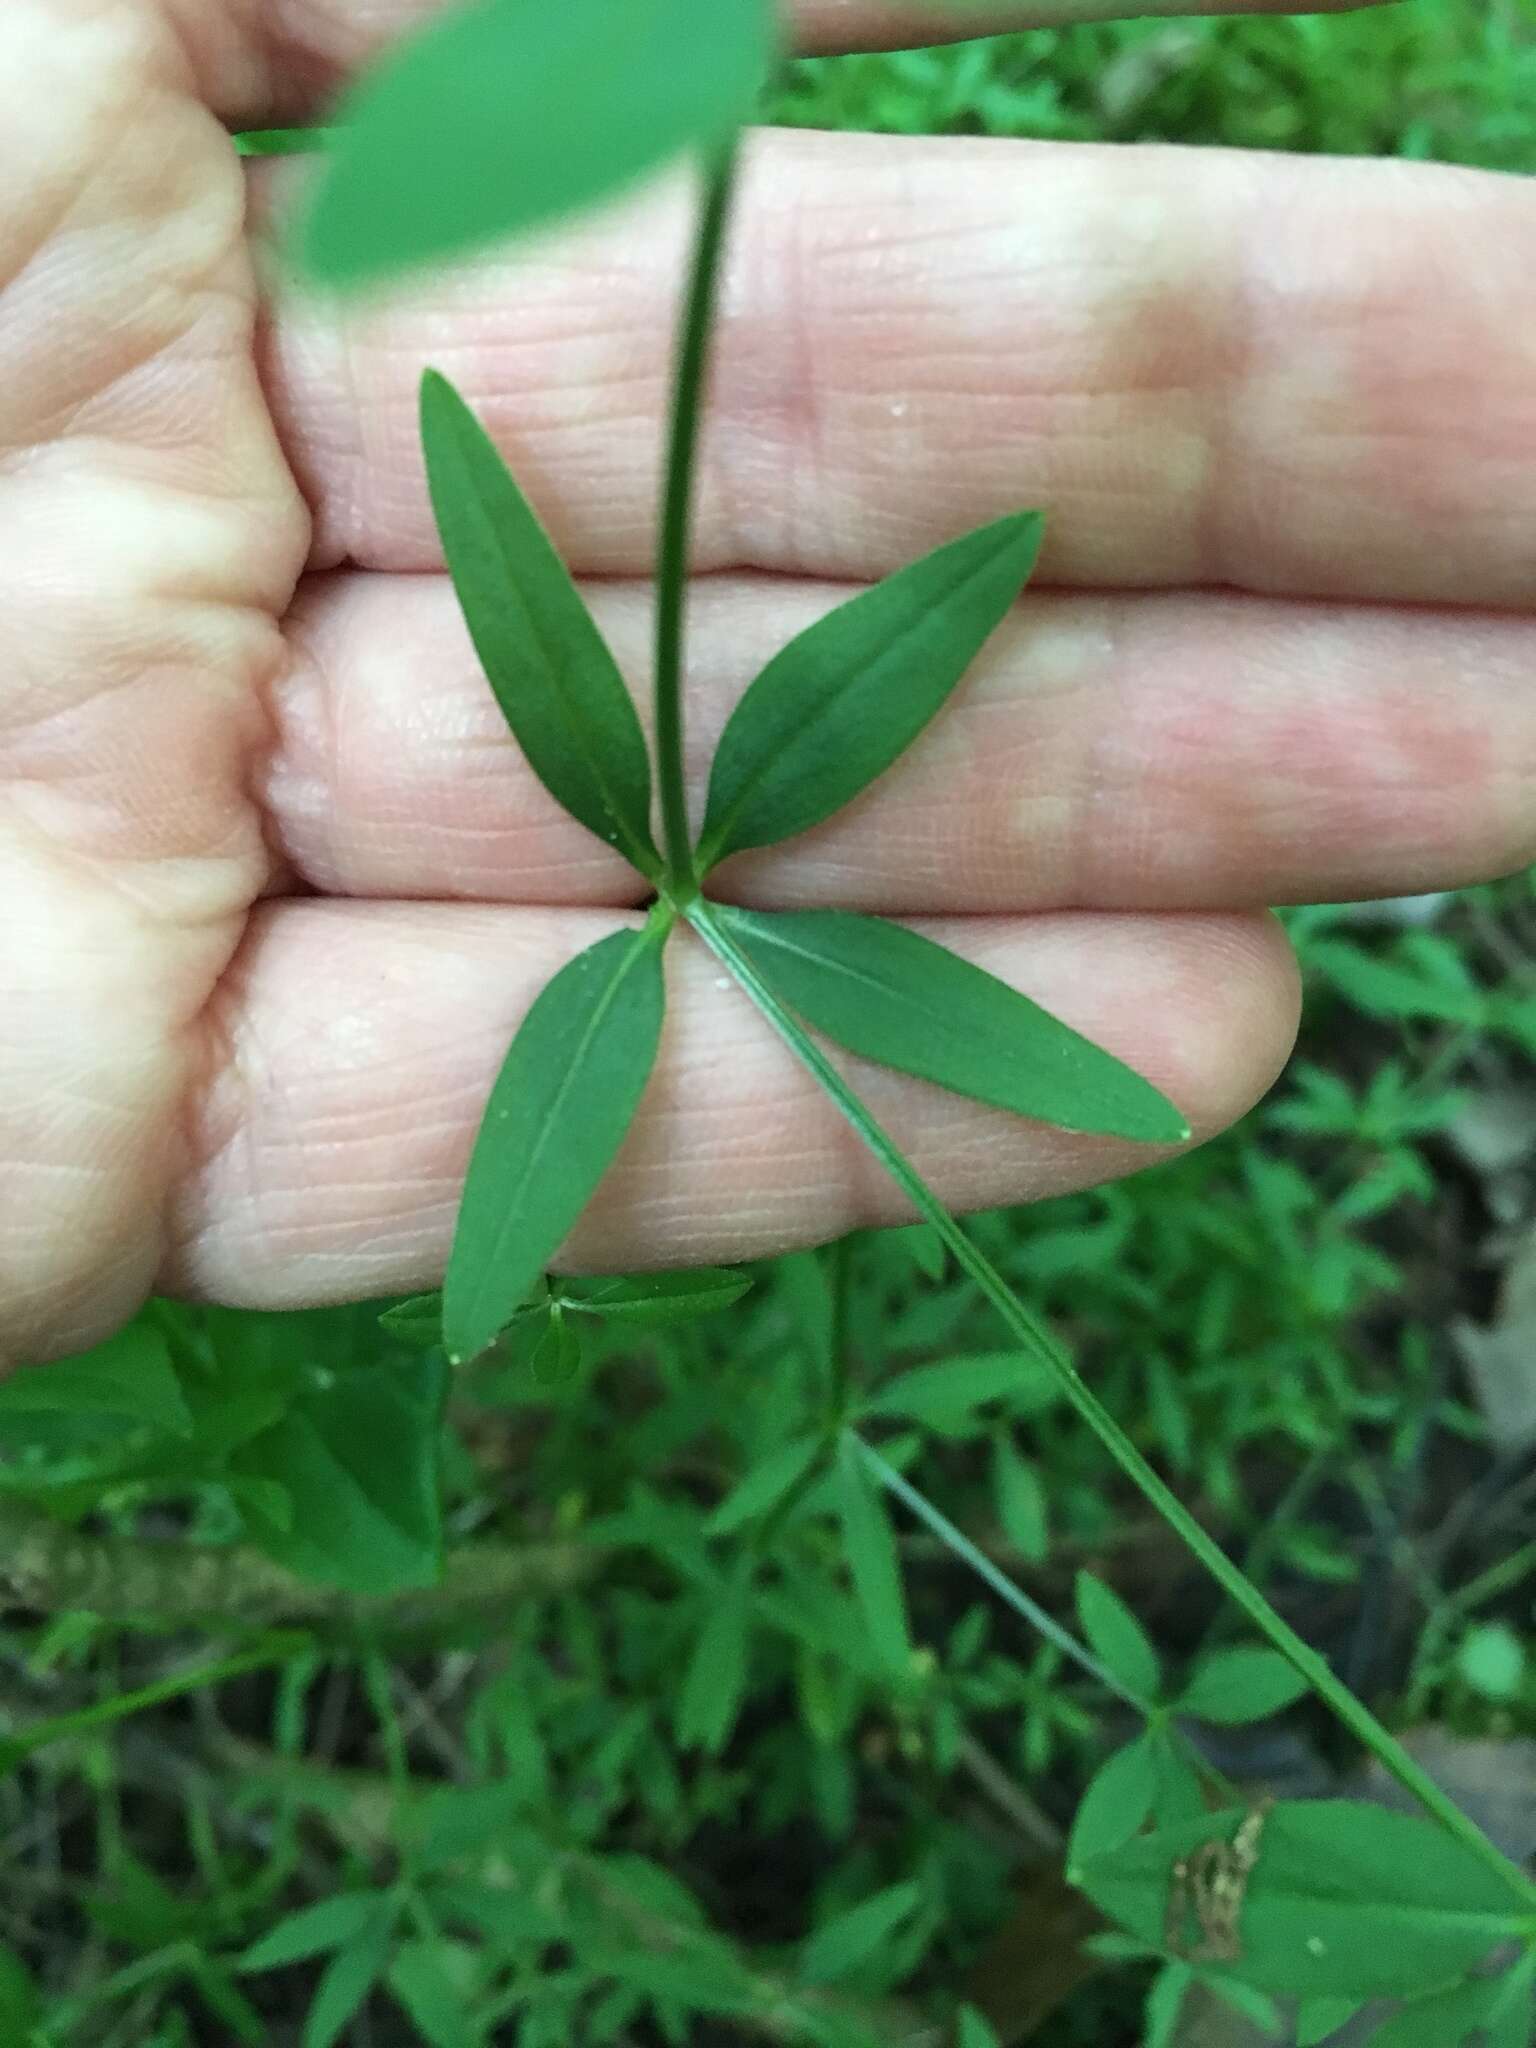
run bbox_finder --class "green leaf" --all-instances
[1146,1733,1208,1828]
[676,1565,753,1753]
[713,907,1188,1144]
[708,1434,821,1535]
[0,1945,38,2032]
[1143,1963,1193,2048]
[1308,939,1485,1026]
[958,2009,1002,2048]
[1074,1801,1523,2000]
[1068,1734,1160,1866]
[416,1783,541,1872]
[1209,1977,1283,2034]
[558,1267,752,1325]
[304,1907,394,2048]
[992,1438,1049,1562]
[1077,1573,1163,1702]
[530,1309,583,1386]
[863,1353,1058,1431]
[444,922,667,1365]
[1177,1648,1310,1725]
[1485,1959,1536,2048]
[241,1894,390,1973]
[232,1354,447,1595]
[1368,1974,1506,2048]
[697,512,1044,867]
[0,1322,191,1437]
[187,1957,266,2046]
[1294,1998,1360,2046]
[420,371,658,873]
[377,1295,445,1350]
[387,1941,477,2048]
[835,1437,912,1676]
[799,1880,923,1986]
[300,0,774,286]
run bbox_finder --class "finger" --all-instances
[265,571,1536,913]
[182,0,1386,125]
[256,132,1536,607]
[0,2,309,1369]
[796,0,1381,51]
[166,901,1297,1308]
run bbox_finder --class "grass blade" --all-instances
[697,511,1043,868]
[444,917,669,1365]
[713,906,1189,1143]
[421,371,660,877]
[299,0,774,287]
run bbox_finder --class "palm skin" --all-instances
[3,0,1532,1367]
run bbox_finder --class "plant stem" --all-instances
[0,1638,305,1772]
[688,899,1536,1907]
[654,139,740,888]
[849,1433,1149,1713]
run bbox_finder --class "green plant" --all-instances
[6,4,1535,2044]
[270,0,1536,2025]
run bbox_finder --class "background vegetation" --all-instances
[3,3,1534,2042]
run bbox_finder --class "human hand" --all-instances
[5,0,1532,1366]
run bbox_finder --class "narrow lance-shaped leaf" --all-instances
[300,0,775,287]
[421,371,659,876]
[697,512,1045,868]
[714,906,1189,1144]
[444,921,668,1365]
[557,1267,752,1324]
[835,1435,912,1676]
[676,1561,753,1754]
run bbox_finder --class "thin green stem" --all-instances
[688,898,1536,1907]
[848,1433,1150,1713]
[0,1637,305,1771]
[827,1233,854,1422]
[654,139,740,888]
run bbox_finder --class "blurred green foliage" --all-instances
[3,4,1535,2043]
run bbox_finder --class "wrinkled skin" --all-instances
[3,0,1533,1366]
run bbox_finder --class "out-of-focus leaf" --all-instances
[301,0,774,285]
[835,1437,911,1676]
[558,1268,751,1325]
[1075,1801,1523,1999]
[863,1352,1058,1430]
[303,1905,394,2048]
[799,1881,923,1986]
[241,1894,391,1973]
[386,1941,477,2048]
[0,1322,190,1437]
[1177,1648,1310,1725]
[232,1354,447,1595]
[707,1435,822,1536]
[1077,1572,1163,1702]
[1068,1733,1159,1866]
[992,1438,1050,1562]
[676,1564,753,1753]
[377,1295,445,1350]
